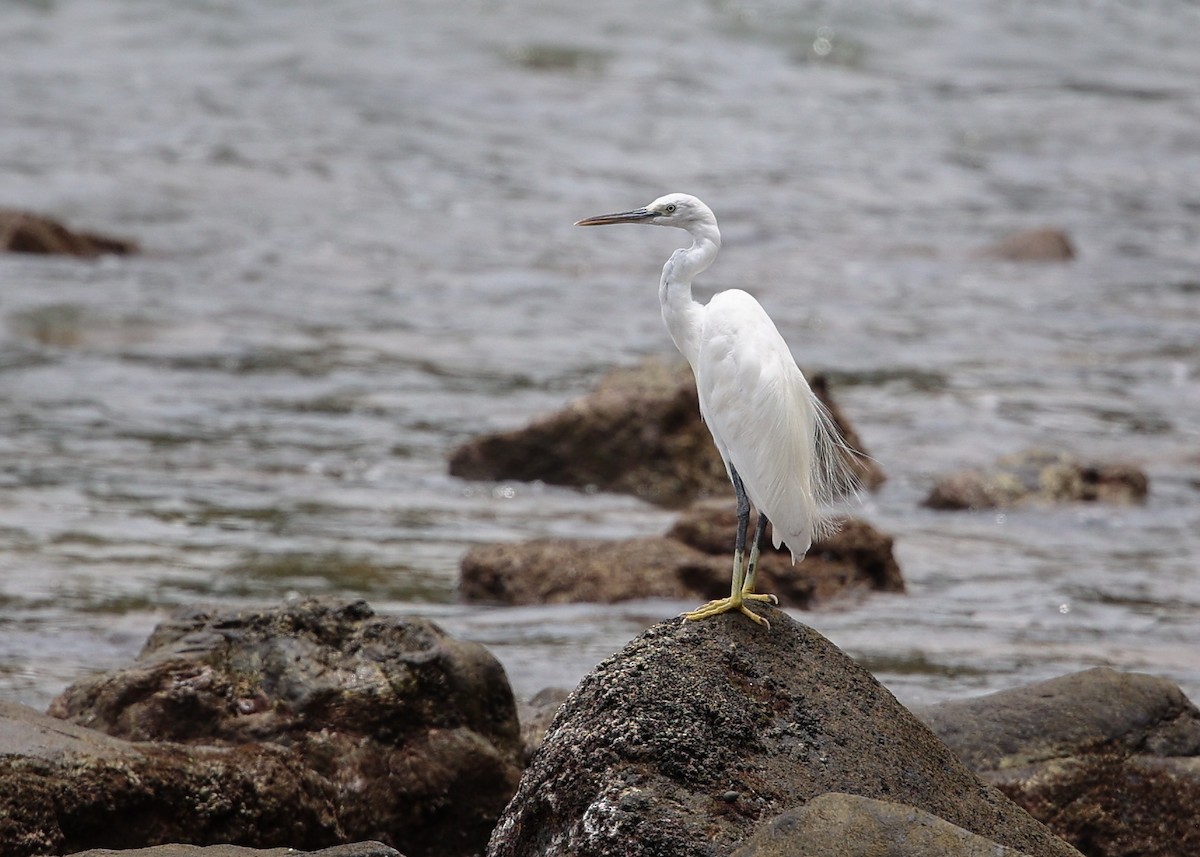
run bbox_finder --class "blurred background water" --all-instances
[1,0,1198,711]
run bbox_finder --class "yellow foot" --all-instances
[682,592,778,628]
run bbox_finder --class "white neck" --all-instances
[658,221,721,367]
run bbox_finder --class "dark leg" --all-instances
[729,467,751,597]
[742,512,775,600]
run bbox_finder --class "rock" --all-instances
[975,228,1075,262]
[460,537,713,606]
[917,668,1200,771]
[917,668,1200,857]
[997,756,1200,857]
[668,503,905,604]
[518,688,571,766]
[0,699,342,856]
[730,792,1033,857]
[65,844,403,857]
[0,209,137,257]
[923,470,1026,511]
[449,358,718,507]
[48,597,523,857]
[459,510,902,609]
[923,449,1148,510]
[486,611,1080,857]
[448,357,884,508]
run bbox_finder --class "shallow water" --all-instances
[1,0,1199,711]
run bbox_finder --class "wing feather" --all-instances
[695,290,859,561]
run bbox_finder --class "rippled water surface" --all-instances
[2,0,1199,710]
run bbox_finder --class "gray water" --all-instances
[2,0,1199,712]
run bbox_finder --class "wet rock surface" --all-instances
[0,209,137,257]
[459,506,902,609]
[46,597,522,857]
[918,668,1200,857]
[923,449,1148,510]
[730,792,1034,857]
[486,611,1079,857]
[449,357,885,508]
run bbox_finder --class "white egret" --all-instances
[576,193,859,628]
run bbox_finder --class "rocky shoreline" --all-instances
[2,596,1196,857]
[3,354,1171,857]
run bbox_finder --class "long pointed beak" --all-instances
[575,208,654,227]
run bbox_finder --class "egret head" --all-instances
[575,193,717,233]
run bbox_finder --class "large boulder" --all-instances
[0,209,137,257]
[0,700,342,857]
[486,611,1079,857]
[459,507,902,609]
[48,598,523,857]
[918,668,1200,857]
[923,449,1148,510]
[449,358,884,508]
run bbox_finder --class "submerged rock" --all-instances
[0,209,137,257]
[923,449,1148,510]
[486,611,1079,857]
[449,357,884,508]
[459,507,902,609]
[730,792,1034,857]
[48,597,522,857]
[974,227,1075,262]
[918,668,1200,857]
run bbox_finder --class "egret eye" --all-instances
[663,203,677,214]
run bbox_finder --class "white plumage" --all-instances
[697,288,839,560]
[576,193,859,626]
